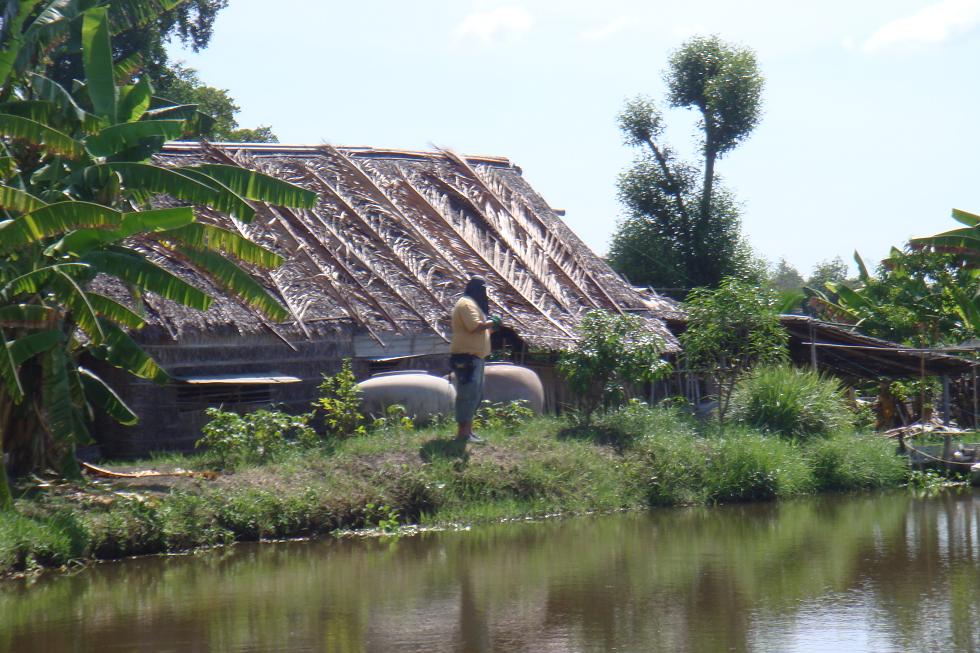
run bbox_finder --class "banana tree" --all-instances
[806,248,980,347]
[0,0,316,509]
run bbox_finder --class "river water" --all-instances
[2,490,979,652]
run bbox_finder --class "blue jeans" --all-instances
[455,357,485,423]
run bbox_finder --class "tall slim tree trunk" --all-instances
[693,146,717,286]
[701,149,716,225]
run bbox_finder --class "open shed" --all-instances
[92,142,678,456]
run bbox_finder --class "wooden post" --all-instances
[809,320,818,369]
[973,366,978,431]
[942,375,951,426]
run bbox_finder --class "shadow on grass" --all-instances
[420,437,470,463]
[556,423,633,453]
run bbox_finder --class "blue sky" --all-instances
[169,0,980,278]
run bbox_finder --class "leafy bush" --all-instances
[729,365,854,440]
[681,278,788,421]
[314,359,367,438]
[474,400,534,432]
[806,432,907,491]
[196,408,316,468]
[557,310,670,420]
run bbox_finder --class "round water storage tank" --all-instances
[483,362,545,413]
[357,370,456,424]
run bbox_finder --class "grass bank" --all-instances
[0,404,909,578]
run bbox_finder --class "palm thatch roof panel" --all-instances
[140,143,678,352]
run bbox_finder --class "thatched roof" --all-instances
[129,142,678,352]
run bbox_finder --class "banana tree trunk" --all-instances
[0,399,12,511]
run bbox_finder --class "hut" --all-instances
[92,142,679,457]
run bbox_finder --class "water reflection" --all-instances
[2,491,979,652]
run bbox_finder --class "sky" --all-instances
[169,0,980,278]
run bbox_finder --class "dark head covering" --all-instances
[463,276,490,316]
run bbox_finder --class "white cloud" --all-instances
[452,6,534,46]
[580,17,628,42]
[863,0,980,53]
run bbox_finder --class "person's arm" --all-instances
[458,302,495,332]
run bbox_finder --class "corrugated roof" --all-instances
[124,142,678,352]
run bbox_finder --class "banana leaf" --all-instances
[0,113,85,158]
[176,245,289,321]
[81,7,116,123]
[0,325,24,401]
[157,222,283,268]
[78,366,137,425]
[86,119,185,157]
[90,319,168,383]
[85,293,145,329]
[116,76,153,123]
[8,329,60,369]
[192,164,318,209]
[50,271,105,344]
[0,304,57,329]
[0,184,47,213]
[0,201,122,253]
[81,247,212,311]
[55,206,194,253]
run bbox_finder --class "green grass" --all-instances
[0,405,911,578]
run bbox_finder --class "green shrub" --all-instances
[557,310,670,420]
[627,430,709,505]
[730,365,854,439]
[314,359,367,438]
[702,428,814,502]
[196,408,316,469]
[807,432,908,491]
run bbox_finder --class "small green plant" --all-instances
[196,408,316,468]
[364,503,400,533]
[729,365,854,440]
[314,359,367,438]
[371,405,415,431]
[474,400,534,432]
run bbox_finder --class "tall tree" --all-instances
[609,36,763,295]
[155,64,278,142]
[768,258,804,292]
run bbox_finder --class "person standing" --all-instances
[450,276,499,443]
